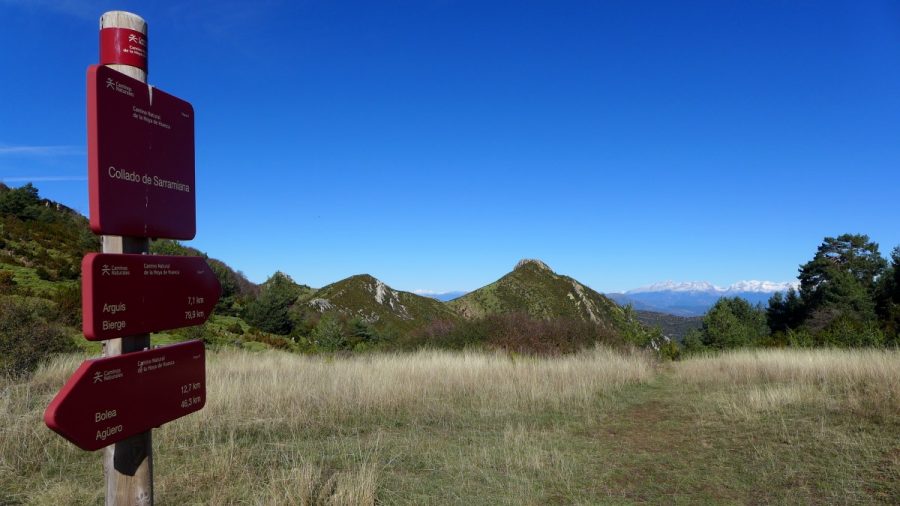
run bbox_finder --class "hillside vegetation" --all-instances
[450,259,622,325]
[4,183,900,370]
[682,234,900,354]
[3,347,897,504]
[297,274,460,334]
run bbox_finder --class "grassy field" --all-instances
[1,347,898,504]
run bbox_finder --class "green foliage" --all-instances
[814,311,884,347]
[797,234,885,337]
[767,288,804,332]
[768,234,897,348]
[698,297,768,350]
[295,274,456,336]
[242,328,297,351]
[0,183,41,218]
[149,239,194,256]
[50,283,82,328]
[209,259,244,315]
[784,327,815,347]
[448,260,650,347]
[243,271,303,335]
[874,247,900,345]
[681,329,706,354]
[657,339,681,361]
[172,322,210,342]
[311,316,347,351]
[617,304,661,347]
[226,321,245,335]
[799,234,886,300]
[0,296,76,376]
[0,269,15,288]
[0,184,98,285]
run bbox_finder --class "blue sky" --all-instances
[1,0,898,293]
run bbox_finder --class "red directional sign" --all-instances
[82,253,221,341]
[45,340,206,451]
[87,64,196,239]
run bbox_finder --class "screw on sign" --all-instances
[44,340,206,452]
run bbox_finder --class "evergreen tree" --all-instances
[798,234,886,306]
[699,297,768,349]
[875,247,900,344]
[312,316,346,351]
[243,271,302,335]
[0,183,40,217]
[796,234,886,344]
[767,287,804,332]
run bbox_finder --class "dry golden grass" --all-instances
[2,346,897,504]
[2,347,655,505]
[197,346,655,424]
[673,348,900,420]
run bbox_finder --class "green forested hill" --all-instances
[0,183,98,290]
[448,259,646,339]
[1,183,659,359]
[297,274,460,333]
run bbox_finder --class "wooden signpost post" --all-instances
[43,11,217,505]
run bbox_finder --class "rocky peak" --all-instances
[515,258,552,272]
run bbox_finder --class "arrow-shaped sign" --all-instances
[82,253,221,340]
[44,340,206,451]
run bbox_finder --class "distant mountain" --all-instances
[608,280,799,316]
[628,280,797,294]
[415,290,468,302]
[606,293,660,312]
[631,310,702,341]
[300,274,460,332]
[448,259,636,336]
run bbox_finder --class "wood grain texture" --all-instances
[98,11,154,506]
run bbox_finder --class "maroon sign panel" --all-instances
[45,340,206,451]
[82,253,221,341]
[100,28,148,70]
[88,64,196,239]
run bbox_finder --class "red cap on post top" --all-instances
[100,27,147,70]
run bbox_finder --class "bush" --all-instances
[786,327,815,348]
[244,330,295,351]
[0,270,15,288]
[312,316,347,352]
[51,283,81,328]
[174,322,210,342]
[226,321,245,335]
[699,297,768,349]
[406,312,625,356]
[0,296,76,376]
[657,339,681,361]
[35,265,54,281]
[681,329,706,355]
[816,314,884,347]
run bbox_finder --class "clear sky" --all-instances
[1,0,898,293]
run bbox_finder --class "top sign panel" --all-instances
[88,65,196,239]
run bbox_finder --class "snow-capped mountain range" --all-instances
[628,280,799,295]
[608,280,800,317]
